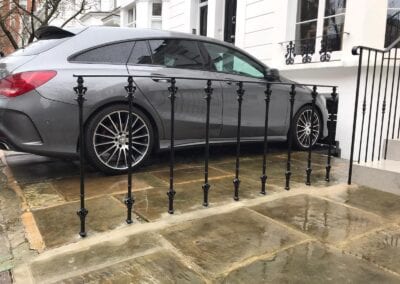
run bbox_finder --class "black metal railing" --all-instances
[282,33,346,65]
[348,37,400,184]
[73,74,338,237]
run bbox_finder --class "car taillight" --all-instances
[0,71,57,98]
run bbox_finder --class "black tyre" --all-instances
[85,104,154,175]
[292,105,322,150]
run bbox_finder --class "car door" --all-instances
[126,39,223,143]
[199,42,289,139]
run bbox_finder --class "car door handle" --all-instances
[151,73,171,83]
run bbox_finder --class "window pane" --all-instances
[128,41,152,65]
[152,3,162,16]
[149,39,204,69]
[297,0,319,22]
[323,15,345,51]
[389,0,400,8]
[325,0,346,16]
[71,41,133,64]
[200,5,208,36]
[385,9,400,47]
[203,43,264,78]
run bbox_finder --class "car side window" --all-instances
[148,39,204,69]
[128,41,152,65]
[70,41,134,64]
[202,42,265,78]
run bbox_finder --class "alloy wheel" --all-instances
[295,109,320,148]
[93,110,150,170]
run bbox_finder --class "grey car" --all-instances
[0,26,329,174]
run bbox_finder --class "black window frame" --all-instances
[68,40,135,65]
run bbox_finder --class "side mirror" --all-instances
[265,68,280,81]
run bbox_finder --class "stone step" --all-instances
[384,139,400,161]
[353,160,400,195]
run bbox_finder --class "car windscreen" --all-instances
[11,38,68,56]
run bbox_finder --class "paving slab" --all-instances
[32,196,132,249]
[22,182,65,209]
[218,241,400,284]
[251,194,384,244]
[27,232,162,283]
[343,226,400,275]
[324,185,400,220]
[49,172,164,202]
[160,208,307,276]
[55,250,206,284]
[115,177,280,221]
[152,166,230,184]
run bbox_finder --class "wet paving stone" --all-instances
[324,185,400,220]
[30,232,162,283]
[50,172,164,202]
[160,208,307,275]
[152,166,230,184]
[22,182,65,209]
[115,177,280,221]
[251,194,384,244]
[343,226,400,275]
[32,196,130,248]
[218,241,400,284]
[56,250,206,284]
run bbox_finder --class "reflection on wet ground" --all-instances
[6,143,400,283]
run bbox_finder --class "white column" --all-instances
[136,0,152,28]
[207,0,224,40]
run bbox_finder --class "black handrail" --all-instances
[73,74,338,237]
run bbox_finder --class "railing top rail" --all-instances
[72,74,337,89]
[352,36,400,55]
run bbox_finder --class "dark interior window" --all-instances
[152,3,162,16]
[128,41,152,65]
[71,41,134,64]
[386,1,400,47]
[148,39,204,69]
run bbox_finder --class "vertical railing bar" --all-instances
[124,76,136,224]
[392,52,400,140]
[348,47,364,185]
[365,51,378,162]
[233,82,244,201]
[285,84,296,190]
[167,78,177,214]
[385,47,398,159]
[358,49,371,163]
[326,87,338,182]
[202,80,212,207]
[260,83,272,195]
[74,76,88,238]
[372,52,385,162]
[306,85,318,186]
[378,49,391,161]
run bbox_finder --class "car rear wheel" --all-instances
[292,105,321,150]
[85,104,154,175]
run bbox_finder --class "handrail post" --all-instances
[260,83,272,195]
[285,84,296,190]
[326,86,338,182]
[74,76,88,238]
[203,80,213,207]
[348,47,364,185]
[167,78,177,214]
[124,76,136,224]
[233,81,244,201]
[306,85,318,186]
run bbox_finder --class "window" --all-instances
[148,39,204,69]
[323,0,346,51]
[70,41,134,64]
[294,0,346,55]
[128,41,152,65]
[152,3,162,16]
[202,42,264,78]
[386,1,400,47]
[199,1,208,36]
[127,8,136,27]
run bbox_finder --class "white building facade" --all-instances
[119,0,398,159]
